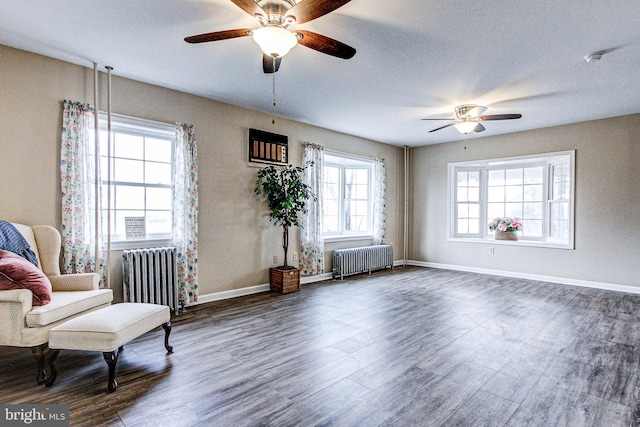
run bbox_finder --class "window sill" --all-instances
[108,239,173,251]
[324,235,373,244]
[449,236,574,250]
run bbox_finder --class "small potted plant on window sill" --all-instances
[489,217,522,241]
[254,163,315,293]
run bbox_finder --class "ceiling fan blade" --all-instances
[478,114,522,121]
[263,54,282,73]
[474,123,486,132]
[184,28,253,43]
[229,0,265,17]
[421,118,455,121]
[286,0,352,24]
[428,123,456,133]
[296,30,356,59]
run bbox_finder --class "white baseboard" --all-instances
[191,283,271,306]
[189,271,335,306]
[407,260,640,295]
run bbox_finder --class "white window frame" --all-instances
[323,151,374,241]
[448,150,575,249]
[99,113,175,250]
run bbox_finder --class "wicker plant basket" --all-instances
[269,267,300,294]
[495,230,518,240]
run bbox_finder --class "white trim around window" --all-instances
[447,150,575,249]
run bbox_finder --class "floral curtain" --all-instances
[372,158,387,245]
[300,143,324,275]
[173,123,199,305]
[60,100,106,285]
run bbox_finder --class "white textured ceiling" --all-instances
[1,0,639,146]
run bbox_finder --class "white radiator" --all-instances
[123,247,180,315]
[332,244,394,280]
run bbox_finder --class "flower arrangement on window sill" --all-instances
[488,217,523,233]
[489,217,522,241]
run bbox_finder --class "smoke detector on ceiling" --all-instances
[584,51,604,63]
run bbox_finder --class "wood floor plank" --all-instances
[2,266,639,426]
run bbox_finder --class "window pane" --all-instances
[523,202,542,219]
[523,184,542,202]
[505,168,523,185]
[524,167,543,184]
[523,220,542,237]
[355,169,368,182]
[468,171,479,185]
[488,170,504,186]
[457,171,468,185]
[457,187,468,202]
[488,187,504,202]
[505,186,523,202]
[325,166,339,183]
[146,138,172,162]
[114,158,144,183]
[457,218,469,234]
[115,185,144,209]
[147,187,172,210]
[354,184,368,199]
[115,133,143,159]
[146,211,172,235]
[323,215,339,233]
[505,203,522,217]
[468,204,480,219]
[457,203,469,218]
[487,203,504,219]
[146,162,172,185]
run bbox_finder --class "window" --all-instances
[99,114,174,244]
[449,150,575,248]
[323,152,374,238]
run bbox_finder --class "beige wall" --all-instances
[0,45,404,301]
[409,114,640,287]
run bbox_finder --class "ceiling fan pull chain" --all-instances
[272,56,276,124]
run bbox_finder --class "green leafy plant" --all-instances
[254,163,316,269]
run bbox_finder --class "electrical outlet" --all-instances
[293,252,298,261]
[489,247,495,254]
[273,256,278,264]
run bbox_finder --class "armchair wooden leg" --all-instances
[45,349,60,387]
[103,349,119,393]
[162,321,173,353]
[31,343,48,384]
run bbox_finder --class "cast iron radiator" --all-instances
[122,247,180,315]
[332,244,394,280]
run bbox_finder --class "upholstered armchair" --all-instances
[0,223,113,383]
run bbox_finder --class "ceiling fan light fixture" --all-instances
[454,121,479,134]
[252,26,298,58]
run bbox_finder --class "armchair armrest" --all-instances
[48,273,99,291]
[0,289,33,346]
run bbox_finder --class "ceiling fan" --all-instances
[422,104,522,134]
[184,0,356,73]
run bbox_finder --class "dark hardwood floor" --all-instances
[2,266,640,426]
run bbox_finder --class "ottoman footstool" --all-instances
[45,303,173,392]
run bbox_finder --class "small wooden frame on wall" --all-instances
[249,128,288,165]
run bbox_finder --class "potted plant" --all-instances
[488,217,523,240]
[254,163,316,293]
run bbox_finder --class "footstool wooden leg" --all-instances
[103,350,119,393]
[162,321,173,353]
[31,343,48,384]
[45,349,60,387]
